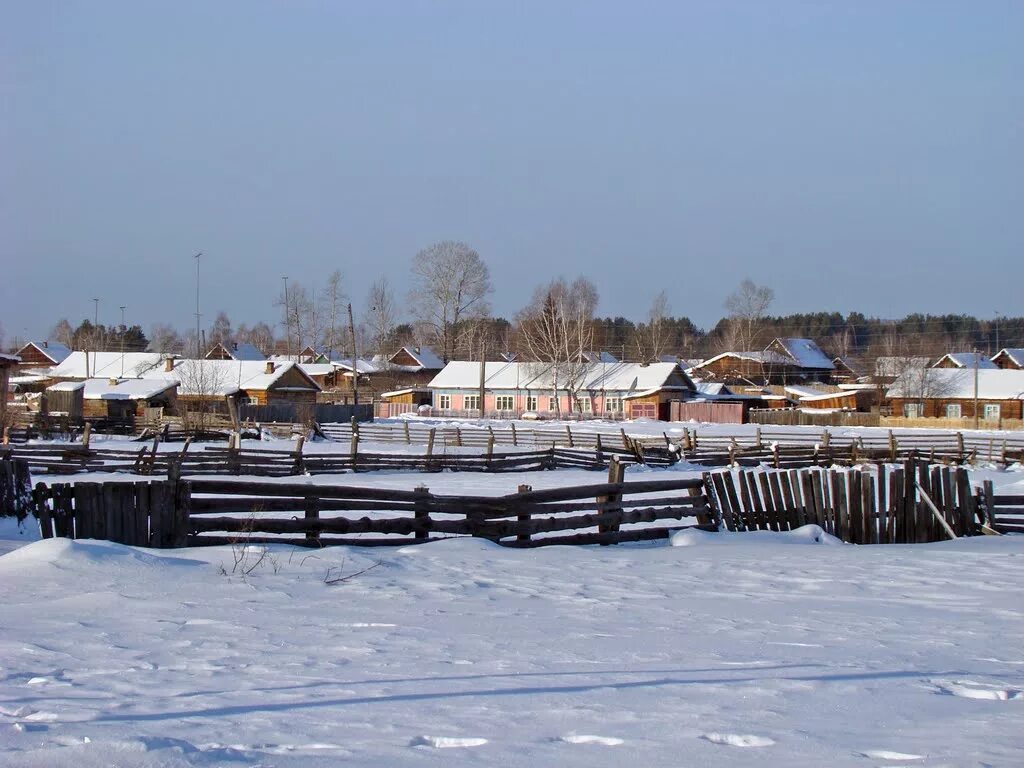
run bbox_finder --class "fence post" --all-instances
[888,430,897,462]
[595,433,604,466]
[455,427,462,447]
[620,427,628,449]
[486,427,495,469]
[414,485,430,542]
[304,493,320,544]
[754,426,762,450]
[425,428,436,471]
[403,420,411,445]
[597,456,625,544]
[982,479,996,529]
[350,417,359,472]
[81,422,91,450]
[516,484,532,544]
[566,424,574,448]
[293,435,305,475]
[511,422,518,447]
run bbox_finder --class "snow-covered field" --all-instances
[1,511,1023,767]
[3,423,1024,766]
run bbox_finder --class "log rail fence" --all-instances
[23,458,1021,549]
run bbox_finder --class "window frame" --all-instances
[945,403,962,419]
[983,403,1001,420]
[464,394,481,411]
[525,395,538,412]
[437,394,451,410]
[495,395,514,411]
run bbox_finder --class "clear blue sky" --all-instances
[2,1,1021,342]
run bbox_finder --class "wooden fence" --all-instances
[704,461,986,543]
[0,455,32,520]
[27,458,1020,549]
[33,462,713,548]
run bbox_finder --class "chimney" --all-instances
[164,357,174,372]
[43,341,48,349]
[265,361,275,374]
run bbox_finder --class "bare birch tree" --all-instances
[365,276,397,359]
[724,278,774,351]
[517,277,598,416]
[409,241,492,363]
[319,270,345,357]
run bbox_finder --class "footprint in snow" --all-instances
[859,750,924,760]
[934,681,1022,701]
[559,734,624,746]
[411,735,488,748]
[702,732,775,748]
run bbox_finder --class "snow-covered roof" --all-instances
[17,341,71,364]
[429,361,693,394]
[48,352,168,379]
[0,352,21,364]
[392,346,444,370]
[771,338,835,370]
[379,387,432,398]
[933,353,997,369]
[47,378,177,400]
[886,368,1024,400]
[784,385,854,403]
[581,351,618,364]
[332,359,382,375]
[154,360,319,396]
[991,349,1024,367]
[298,364,336,377]
[695,382,731,396]
[207,342,266,361]
[692,350,792,369]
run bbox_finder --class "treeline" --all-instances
[6,239,1019,364]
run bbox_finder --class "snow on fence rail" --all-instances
[318,421,1024,462]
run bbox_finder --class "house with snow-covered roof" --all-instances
[205,342,266,361]
[991,348,1024,370]
[886,368,1024,423]
[427,360,694,420]
[691,338,835,386]
[14,341,72,369]
[932,352,997,370]
[43,378,178,422]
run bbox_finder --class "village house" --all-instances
[932,352,997,370]
[427,360,695,420]
[690,338,836,386]
[157,359,321,409]
[205,342,266,361]
[886,368,1024,424]
[13,340,72,371]
[991,348,1024,370]
[43,378,179,422]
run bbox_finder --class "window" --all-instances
[248,396,259,405]
[464,394,480,411]
[945,403,961,419]
[525,395,538,411]
[903,403,923,418]
[437,394,451,410]
[576,397,591,413]
[983,403,1001,421]
[605,397,622,413]
[548,396,558,412]
[495,395,514,411]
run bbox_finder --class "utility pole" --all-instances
[974,349,980,430]
[282,276,289,357]
[89,297,99,378]
[120,305,126,377]
[347,302,358,405]
[194,252,202,358]
[478,330,486,418]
